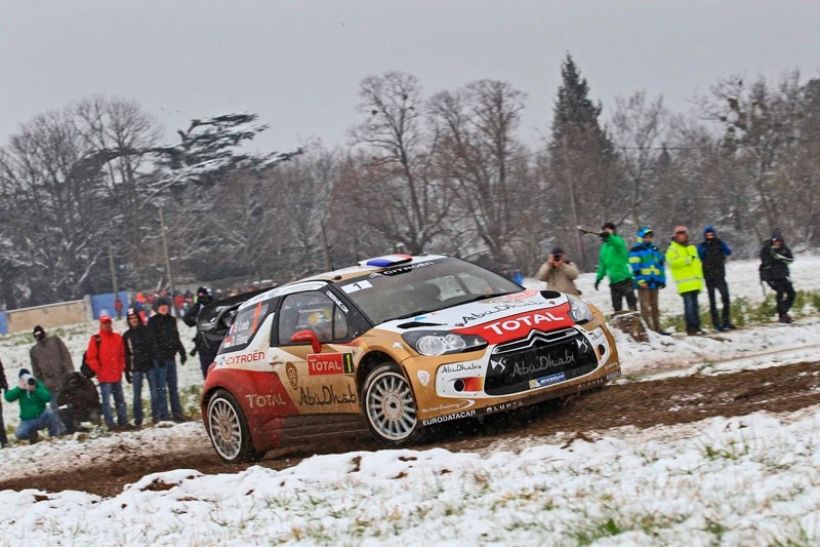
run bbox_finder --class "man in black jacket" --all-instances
[760,229,796,323]
[697,226,736,331]
[183,286,220,378]
[147,298,188,422]
[124,308,157,426]
[57,371,101,433]
[0,358,8,447]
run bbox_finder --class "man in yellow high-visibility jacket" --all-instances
[665,225,705,335]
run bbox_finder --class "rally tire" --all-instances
[206,389,258,463]
[362,364,422,446]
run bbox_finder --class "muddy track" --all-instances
[2,361,818,497]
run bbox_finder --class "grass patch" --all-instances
[662,289,820,331]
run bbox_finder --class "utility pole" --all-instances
[159,206,175,294]
[108,246,119,296]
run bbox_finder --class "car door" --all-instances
[274,290,361,414]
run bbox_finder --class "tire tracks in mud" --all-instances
[1,361,818,497]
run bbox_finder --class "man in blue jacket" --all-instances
[697,226,735,331]
[628,226,667,333]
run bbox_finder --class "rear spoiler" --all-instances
[197,288,269,336]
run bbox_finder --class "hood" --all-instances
[378,289,575,344]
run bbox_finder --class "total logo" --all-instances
[483,311,563,336]
[456,305,573,344]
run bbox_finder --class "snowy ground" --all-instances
[1,406,817,545]
[1,256,818,545]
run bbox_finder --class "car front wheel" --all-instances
[362,364,421,445]
[206,389,257,463]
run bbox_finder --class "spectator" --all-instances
[760,229,796,323]
[0,358,8,447]
[148,297,188,422]
[86,312,129,430]
[628,226,667,334]
[594,222,638,313]
[56,371,101,433]
[30,325,74,415]
[174,293,185,316]
[4,368,64,443]
[666,225,705,335]
[697,226,736,331]
[114,296,124,320]
[124,308,157,427]
[535,247,580,296]
[184,286,221,378]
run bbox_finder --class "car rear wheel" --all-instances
[362,364,421,445]
[206,389,257,463]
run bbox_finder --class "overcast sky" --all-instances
[1,0,819,153]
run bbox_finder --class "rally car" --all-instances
[202,255,621,462]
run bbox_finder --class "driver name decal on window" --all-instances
[223,301,271,349]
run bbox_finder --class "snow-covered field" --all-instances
[1,256,818,545]
[2,407,817,545]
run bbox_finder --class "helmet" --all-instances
[637,226,654,238]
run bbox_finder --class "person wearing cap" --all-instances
[697,226,735,331]
[0,358,9,447]
[594,222,638,313]
[759,229,796,323]
[4,368,63,443]
[124,308,157,427]
[628,227,667,333]
[183,286,221,378]
[148,297,188,422]
[85,312,129,430]
[535,248,580,296]
[29,325,75,414]
[665,225,705,335]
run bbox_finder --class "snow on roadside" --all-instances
[0,422,208,481]
[1,407,817,546]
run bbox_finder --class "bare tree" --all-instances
[349,71,453,254]
[612,91,667,226]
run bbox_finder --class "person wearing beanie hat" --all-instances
[628,227,667,333]
[29,324,74,417]
[760,229,796,323]
[86,311,129,430]
[594,222,638,313]
[535,246,580,296]
[697,226,735,331]
[124,308,158,427]
[666,225,705,335]
[183,286,221,378]
[148,297,188,422]
[4,367,64,442]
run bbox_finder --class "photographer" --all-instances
[183,286,220,378]
[535,247,580,296]
[56,371,101,433]
[4,368,64,443]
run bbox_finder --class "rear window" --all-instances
[220,299,275,352]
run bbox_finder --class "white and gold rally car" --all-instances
[202,254,620,462]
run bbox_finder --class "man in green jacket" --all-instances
[595,222,638,313]
[4,368,64,443]
[665,225,705,335]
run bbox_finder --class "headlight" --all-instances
[567,295,593,324]
[402,331,488,356]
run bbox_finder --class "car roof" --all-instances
[237,254,449,311]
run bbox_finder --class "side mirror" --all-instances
[291,329,322,353]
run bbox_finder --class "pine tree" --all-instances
[546,55,622,270]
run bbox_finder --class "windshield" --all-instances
[338,258,521,325]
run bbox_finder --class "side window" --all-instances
[220,299,275,353]
[279,291,348,344]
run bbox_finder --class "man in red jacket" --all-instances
[86,311,129,430]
